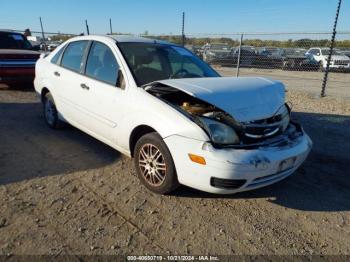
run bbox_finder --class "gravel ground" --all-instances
[0,82,349,256]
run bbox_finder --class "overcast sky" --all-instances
[0,0,349,36]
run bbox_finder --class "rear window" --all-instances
[51,45,66,64]
[0,32,33,50]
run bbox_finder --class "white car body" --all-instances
[306,47,350,70]
[34,35,312,194]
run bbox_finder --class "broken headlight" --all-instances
[199,117,240,145]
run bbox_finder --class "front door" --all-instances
[77,41,127,144]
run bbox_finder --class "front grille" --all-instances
[334,60,350,65]
[242,113,285,140]
[210,177,246,189]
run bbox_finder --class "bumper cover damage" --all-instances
[164,122,312,194]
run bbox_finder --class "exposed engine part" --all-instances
[181,102,215,115]
[146,83,223,117]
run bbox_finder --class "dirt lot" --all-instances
[0,80,350,255]
[217,66,350,100]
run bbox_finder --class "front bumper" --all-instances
[327,63,350,71]
[164,126,312,194]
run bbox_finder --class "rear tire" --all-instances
[134,132,179,194]
[43,92,64,129]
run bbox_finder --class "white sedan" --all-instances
[34,35,312,194]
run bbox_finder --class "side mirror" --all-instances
[316,53,320,56]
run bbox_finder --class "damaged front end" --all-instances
[145,82,304,150]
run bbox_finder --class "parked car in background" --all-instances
[338,49,350,59]
[191,45,203,58]
[0,31,40,86]
[280,48,319,71]
[47,41,61,52]
[28,40,41,51]
[34,35,312,195]
[216,46,257,67]
[306,47,350,71]
[254,47,284,69]
[202,43,231,63]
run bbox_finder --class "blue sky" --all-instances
[0,0,349,35]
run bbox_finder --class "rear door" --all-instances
[54,40,91,126]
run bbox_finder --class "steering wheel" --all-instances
[170,69,190,79]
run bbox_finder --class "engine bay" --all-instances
[145,83,299,148]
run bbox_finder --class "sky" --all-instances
[0,0,349,37]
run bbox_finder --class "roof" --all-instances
[0,30,24,35]
[106,34,172,45]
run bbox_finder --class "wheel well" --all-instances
[129,125,157,157]
[41,87,50,103]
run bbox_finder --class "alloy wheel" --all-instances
[138,143,167,187]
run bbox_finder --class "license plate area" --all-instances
[278,157,296,173]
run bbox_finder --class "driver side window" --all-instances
[85,41,121,86]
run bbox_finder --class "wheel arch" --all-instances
[40,87,50,103]
[129,125,158,157]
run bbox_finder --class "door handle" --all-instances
[54,71,60,77]
[80,83,90,90]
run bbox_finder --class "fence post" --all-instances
[182,12,185,46]
[321,0,342,97]
[109,18,113,35]
[39,17,47,52]
[236,33,243,77]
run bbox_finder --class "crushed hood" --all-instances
[154,77,285,122]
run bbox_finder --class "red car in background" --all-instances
[0,31,41,87]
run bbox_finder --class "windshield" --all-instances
[118,42,220,86]
[209,44,230,50]
[284,49,306,56]
[322,49,342,56]
[0,32,33,50]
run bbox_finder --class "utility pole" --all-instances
[321,0,342,97]
[109,18,113,35]
[85,20,90,35]
[182,12,185,46]
[39,17,47,51]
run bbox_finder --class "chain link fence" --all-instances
[152,32,350,99]
[4,28,349,98]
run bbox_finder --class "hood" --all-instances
[154,77,285,122]
[0,49,40,60]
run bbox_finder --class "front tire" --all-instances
[43,92,64,129]
[134,132,179,194]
